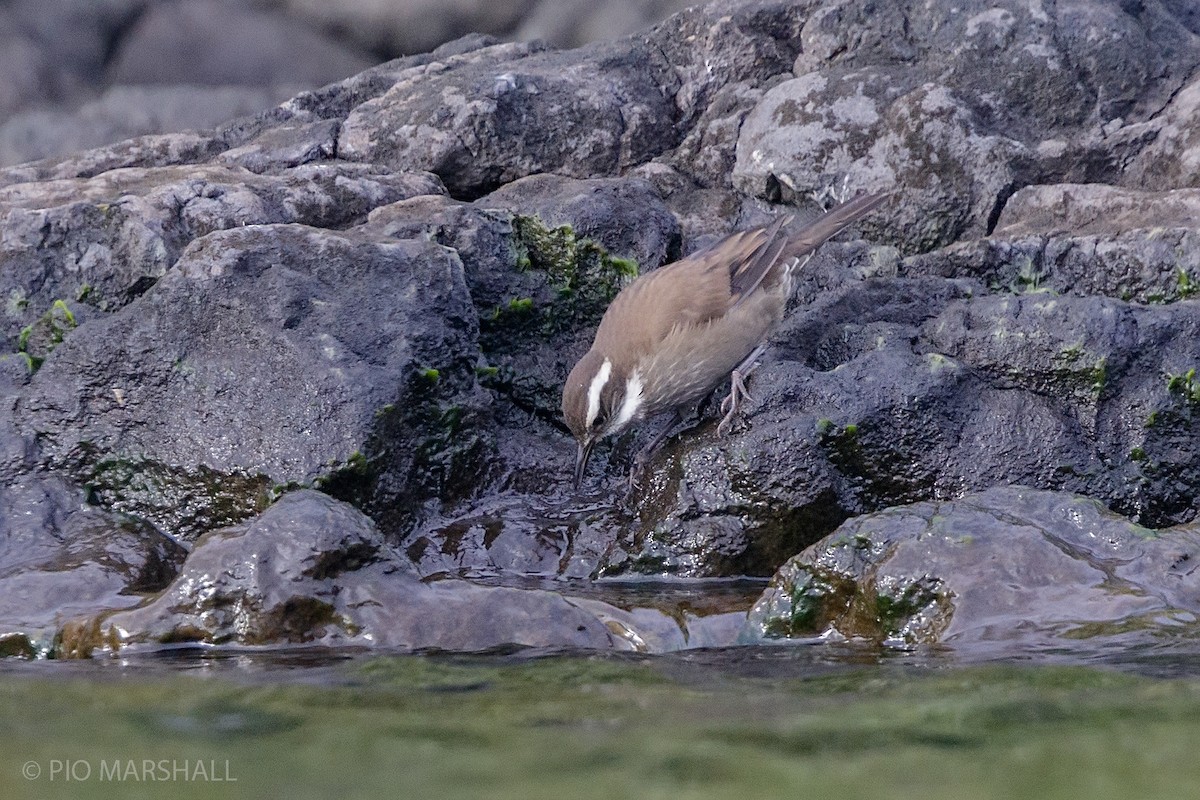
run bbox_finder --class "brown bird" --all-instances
[561,192,887,488]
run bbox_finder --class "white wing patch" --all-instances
[585,358,613,430]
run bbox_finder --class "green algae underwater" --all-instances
[4,647,1200,800]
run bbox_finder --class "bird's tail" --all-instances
[729,190,889,307]
[778,190,890,263]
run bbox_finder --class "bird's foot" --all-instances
[717,366,756,436]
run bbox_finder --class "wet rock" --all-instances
[18,224,488,540]
[605,270,1200,576]
[1,0,1200,643]
[477,174,680,270]
[73,490,627,654]
[741,486,1200,648]
[0,475,186,657]
[361,175,677,497]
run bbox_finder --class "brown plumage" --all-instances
[562,192,888,487]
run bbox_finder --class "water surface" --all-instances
[4,639,1200,799]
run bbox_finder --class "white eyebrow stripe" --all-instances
[612,370,643,429]
[585,358,612,429]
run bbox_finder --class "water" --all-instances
[4,639,1200,799]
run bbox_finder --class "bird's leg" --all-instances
[628,410,683,493]
[718,344,767,436]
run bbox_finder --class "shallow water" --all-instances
[5,639,1200,800]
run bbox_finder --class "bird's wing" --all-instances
[729,191,889,308]
[590,192,889,357]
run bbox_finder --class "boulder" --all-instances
[17,224,489,540]
[337,39,679,198]
[0,475,186,658]
[67,490,732,654]
[0,162,443,342]
[741,487,1200,648]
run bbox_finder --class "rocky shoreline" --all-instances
[2,0,1200,659]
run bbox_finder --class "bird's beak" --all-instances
[574,439,595,489]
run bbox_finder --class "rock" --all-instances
[734,74,1027,252]
[477,174,680,270]
[517,0,699,49]
[628,164,751,253]
[1124,74,1200,189]
[5,0,143,88]
[2,0,1200,659]
[0,85,302,168]
[0,475,186,658]
[68,490,666,654]
[361,174,675,452]
[603,270,1200,576]
[106,0,375,89]
[338,39,679,198]
[902,183,1200,304]
[0,14,57,121]
[279,0,529,57]
[0,162,443,341]
[731,0,1200,252]
[17,223,488,540]
[741,486,1200,648]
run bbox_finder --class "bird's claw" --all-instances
[717,367,755,436]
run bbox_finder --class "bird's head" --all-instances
[561,349,644,487]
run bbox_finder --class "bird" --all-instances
[561,191,888,489]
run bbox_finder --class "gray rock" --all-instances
[595,260,1200,576]
[1124,74,1200,189]
[338,39,679,198]
[0,162,443,341]
[0,474,186,658]
[0,16,57,121]
[731,0,1200,252]
[517,0,699,49]
[478,174,680,270]
[741,486,1200,648]
[360,174,676,426]
[73,490,636,653]
[734,74,1027,252]
[5,0,143,89]
[106,0,375,89]
[279,0,529,57]
[2,0,1200,660]
[18,224,488,540]
[0,85,302,168]
[902,184,1200,304]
